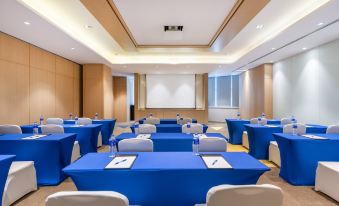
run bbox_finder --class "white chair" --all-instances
[137,124,156,134]
[177,117,192,125]
[269,141,280,167]
[0,125,22,134]
[3,161,37,206]
[195,184,283,206]
[198,137,227,152]
[326,125,339,134]
[41,124,64,134]
[315,162,339,202]
[144,117,160,125]
[280,118,292,125]
[283,123,306,135]
[182,123,203,134]
[250,118,258,124]
[45,191,129,206]
[46,118,64,125]
[259,118,268,125]
[40,125,80,163]
[242,131,249,149]
[118,138,153,152]
[77,118,92,125]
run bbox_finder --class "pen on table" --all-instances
[212,159,218,165]
[115,159,128,165]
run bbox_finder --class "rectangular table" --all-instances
[0,155,15,206]
[116,133,226,152]
[0,134,76,185]
[63,152,269,206]
[244,124,327,159]
[130,124,208,133]
[274,133,339,186]
[139,118,198,124]
[21,124,101,156]
[225,119,281,145]
[64,119,116,145]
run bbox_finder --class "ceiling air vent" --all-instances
[164,25,183,32]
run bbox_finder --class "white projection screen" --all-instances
[146,74,196,108]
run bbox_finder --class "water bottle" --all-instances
[291,115,297,124]
[135,123,139,134]
[261,113,266,118]
[75,115,79,125]
[149,113,153,118]
[69,113,73,120]
[39,115,44,125]
[193,137,199,155]
[237,112,241,120]
[33,122,39,135]
[258,117,262,126]
[94,113,99,120]
[292,123,298,135]
[176,113,180,119]
[109,136,117,157]
[187,122,191,128]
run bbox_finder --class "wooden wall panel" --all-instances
[113,76,127,122]
[103,66,114,119]
[73,64,81,115]
[0,32,81,124]
[239,64,273,119]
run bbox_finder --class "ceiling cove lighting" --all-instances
[317,22,324,26]
[256,24,264,29]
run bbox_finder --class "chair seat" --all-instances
[3,161,37,206]
[316,162,339,202]
[269,141,280,167]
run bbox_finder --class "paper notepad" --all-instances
[201,155,232,169]
[193,134,207,139]
[136,134,151,139]
[105,155,137,169]
[22,135,47,140]
[302,134,328,140]
[266,125,279,128]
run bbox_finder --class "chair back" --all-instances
[182,123,203,134]
[41,124,64,134]
[199,137,227,152]
[258,118,268,125]
[283,123,306,135]
[46,118,64,125]
[280,118,292,125]
[250,118,258,124]
[77,118,92,125]
[177,117,192,125]
[144,117,160,125]
[45,191,129,206]
[138,124,156,134]
[206,184,283,206]
[326,125,339,134]
[118,138,153,152]
[0,125,22,134]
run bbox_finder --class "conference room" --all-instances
[0,0,339,205]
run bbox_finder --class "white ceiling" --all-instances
[113,0,237,45]
[0,0,338,76]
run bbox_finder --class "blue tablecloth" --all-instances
[245,124,327,159]
[225,119,280,144]
[274,133,339,186]
[116,133,226,152]
[64,119,116,145]
[0,155,15,206]
[0,134,76,185]
[64,152,269,206]
[21,124,101,156]
[130,124,208,133]
[139,118,198,124]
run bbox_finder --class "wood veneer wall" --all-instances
[134,73,209,123]
[0,32,81,125]
[113,76,127,122]
[239,64,273,119]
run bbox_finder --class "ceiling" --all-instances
[0,0,338,76]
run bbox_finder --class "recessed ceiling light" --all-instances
[84,25,93,29]
[256,24,264,29]
[70,47,75,50]
[270,60,274,63]
[24,21,30,25]
[317,22,324,26]
[271,48,276,50]
[302,47,307,50]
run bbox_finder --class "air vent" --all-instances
[164,26,183,32]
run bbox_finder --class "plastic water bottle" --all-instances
[75,115,79,125]
[39,115,44,125]
[176,113,180,119]
[292,123,298,135]
[109,136,117,157]
[33,122,39,135]
[237,112,241,120]
[187,122,191,128]
[258,117,262,126]
[149,113,153,118]
[291,115,297,124]
[134,123,139,134]
[193,137,199,155]
[94,113,99,120]
[69,113,73,120]
[261,113,266,118]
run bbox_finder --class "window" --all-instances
[208,75,239,107]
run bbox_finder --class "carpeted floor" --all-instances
[12,122,338,206]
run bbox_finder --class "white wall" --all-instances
[273,39,339,125]
[208,108,239,122]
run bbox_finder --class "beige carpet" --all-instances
[13,122,338,206]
